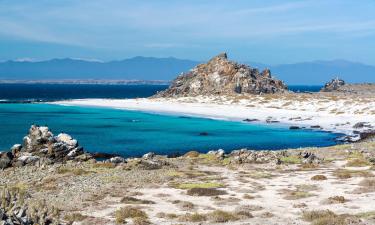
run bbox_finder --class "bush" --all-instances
[187,188,227,196]
[311,175,327,181]
[120,196,155,204]
[115,207,148,224]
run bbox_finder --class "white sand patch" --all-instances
[53,94,375,136]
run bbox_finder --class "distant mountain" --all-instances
[0,57,199,81]
[0,57,374,85]
[269,60,375,85]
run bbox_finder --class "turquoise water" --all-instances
[0,103,340,157]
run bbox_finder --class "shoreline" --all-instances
[52,94,375,140]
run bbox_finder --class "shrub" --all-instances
[207,210,238,223]
[327,196,346,204]
[177,182,223,189]
[120,197,155,204]
[115,207,147,224]
[64,213,88,223]
[187,188,227,196]
[179,213,207,222]
[346,158,370,167]
[311,175,327,181]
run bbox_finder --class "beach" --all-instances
[55,93,375,137]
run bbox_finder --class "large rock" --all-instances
[2,125,90,170]
[321,77,346,92]
[155,53,287,97]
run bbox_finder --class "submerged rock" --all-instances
[155,53,287,97]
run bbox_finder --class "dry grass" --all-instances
[93,162,116,169]
[333,169,373,179]
[327,196,347,204]
[311,175,327,181]
[178,210,252,223]
[302,210,355,225]
[57,167,90,176]
[355,178,375,193]
[176,182,223,189]
[187,188,227,196]
[64,213,88,223]
[184,151,200,158]
[346,158,370,167]
[120,196,155,204]
[115,207,148,225]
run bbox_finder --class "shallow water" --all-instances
[0,103,340,157]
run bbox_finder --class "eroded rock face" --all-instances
[155,53,287,97]
[0,125,91,170]
[321,77,346,92]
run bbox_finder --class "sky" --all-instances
[1,0,375,65]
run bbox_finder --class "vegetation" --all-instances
[115,206,148,224]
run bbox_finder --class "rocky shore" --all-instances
[1,126,375,225]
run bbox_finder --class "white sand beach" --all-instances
[54,93,375,137]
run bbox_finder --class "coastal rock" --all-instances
[155,53,287,97]
[207,149,225,159]
[0,152,12,169]
[142,152,156,160]
[56,133,78,147]
[321,77,346,92]
[300,152,322,164]
[289,126,301,130]
[353,122,372,129]
[2,125,90,170]
[107,156,127,164]
[229,149,282,164]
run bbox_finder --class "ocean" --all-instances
[0,84,338,157]
[0,84,322,102]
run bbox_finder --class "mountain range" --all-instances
[0,57,374,85]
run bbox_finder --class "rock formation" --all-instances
[0,125,91,169]
[321,77,346,92]
[155,53,287,97]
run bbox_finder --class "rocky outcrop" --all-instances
[0,186,61,225]
[155,53,287,97]
[0,125,91,170]
[321,77,346,92]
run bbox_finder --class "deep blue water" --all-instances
[288,85,322,93]
[0,103,340,157]
[0,84,321,102]
[0,84,168,102]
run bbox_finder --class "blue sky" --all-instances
[1,0,375,65]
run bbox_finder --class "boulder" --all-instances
[321,77,346,92]
[230,149,282,164]
[142,152,156,160]
[155,53,287,97]
[0,152,12,169]
[2,125,90,169]
[107,156,127,164]
[207,149,225,159]
[300,152,322,164]
[56,133,78,147]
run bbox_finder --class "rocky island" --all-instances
[156,53,287,97]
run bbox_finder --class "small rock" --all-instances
[108,156,126,164]
[289,126,300,130]
[142,152,155,160]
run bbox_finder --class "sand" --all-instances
[54,93,375,137]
